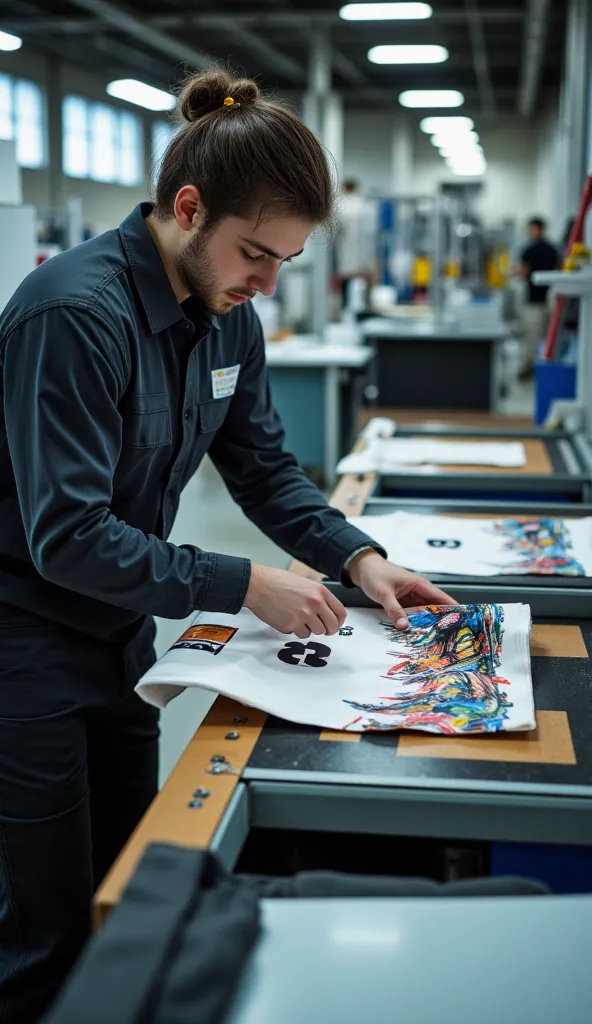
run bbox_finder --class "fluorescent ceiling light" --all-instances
[446,157,487,177]
[368,44,448,64]
[420,115,474,134]
[440,145,484,160]
[106,79,176,112]
[340,2,432,19]
[0,30,22,51]
[432,131,480,148]
[399,90,464,108]
[445,148,485,163]
[447,155,486,167]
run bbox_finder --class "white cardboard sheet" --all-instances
[136,604,535,736]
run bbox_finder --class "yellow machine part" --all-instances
[444,260,460,279]
[487,249,510,288]
[412,255,432,287]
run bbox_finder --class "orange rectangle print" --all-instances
[178,624,238,644]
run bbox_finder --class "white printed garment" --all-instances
[136,604,535,735]
[348,511,592,577]
[336,437,527,475]
[360,417,397,441]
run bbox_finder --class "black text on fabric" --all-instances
[277,642,332,667]
[427,539,462,549]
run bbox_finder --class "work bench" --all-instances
[95,412,592,924]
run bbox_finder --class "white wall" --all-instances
[343,110,398,194]
[533,102,566,241]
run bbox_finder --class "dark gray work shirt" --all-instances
[0,203,381,641]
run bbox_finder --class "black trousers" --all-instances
[0,606,160,1024]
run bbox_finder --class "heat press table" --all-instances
[93,411,592,924]
[352,405,592,502]
[95,514,592,926]
[361,496,592,617]
[94,598,592,928]
[364,424,592,503]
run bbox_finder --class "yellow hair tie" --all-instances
[223,96,235,107]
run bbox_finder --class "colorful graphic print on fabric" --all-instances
[343,604,512,734]
[491,518,585,576]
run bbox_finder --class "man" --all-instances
[519,217,559,372]
[335,179,377,312]
[0,70,453,1021]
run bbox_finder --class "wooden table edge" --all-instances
[92,696,266,928]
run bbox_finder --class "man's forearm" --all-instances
[28,508,251,619]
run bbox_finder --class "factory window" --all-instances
[0,73,47,169]
[150,119,177,181]
[62,95,143,186]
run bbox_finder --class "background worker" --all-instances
[518,216,559,374]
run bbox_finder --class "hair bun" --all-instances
[178,70,260,123]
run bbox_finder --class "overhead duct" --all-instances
[464,0,496,116]
[68,0,207,68]
[518,0,551,117]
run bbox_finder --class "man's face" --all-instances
[175,210,313,316]
[528,223,543,241]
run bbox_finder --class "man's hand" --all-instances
[244,564,346,639]
[347,550,456,630]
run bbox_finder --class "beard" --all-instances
[174,224,234,316]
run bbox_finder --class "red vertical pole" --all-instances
[542,174,592,361]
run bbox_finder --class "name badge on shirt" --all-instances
[211,364,240,400]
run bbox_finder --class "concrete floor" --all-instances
[154,376,536,786]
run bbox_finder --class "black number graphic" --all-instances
[277,641,332,667]
[427,538,461,549]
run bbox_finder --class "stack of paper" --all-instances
[348,510,592,577]
[136,604,535,735]
[336,437,526,475]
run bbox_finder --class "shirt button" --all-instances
[184,409,191,419]
[181,319,191,330]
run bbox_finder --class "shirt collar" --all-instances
[119,203,220,335]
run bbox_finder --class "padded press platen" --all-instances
[531,624,588,659]
[246,619,592,789]
[397,711,576,765]
[429,438,554,476]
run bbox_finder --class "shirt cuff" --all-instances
[343,545,376,569]
[193,553,252,615]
